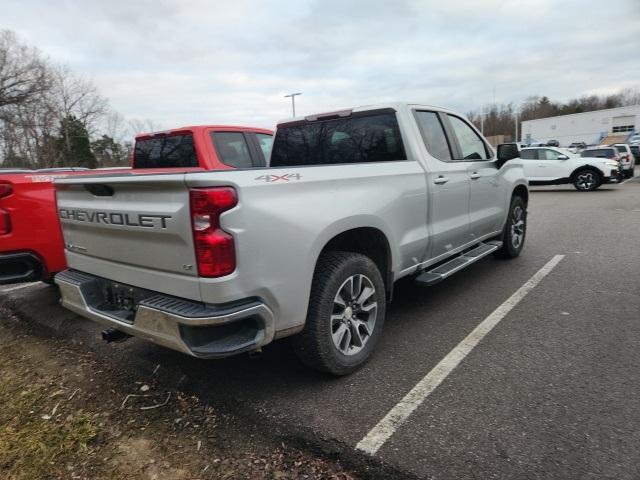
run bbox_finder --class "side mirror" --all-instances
[496,144,520,165]
[558,155,569,160]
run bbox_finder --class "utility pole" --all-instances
[284,92,302,117]
[514,110,518,142]
[480,106,484,135]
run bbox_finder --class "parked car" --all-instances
[630,145,640,163]
[628,134,640,145]
[520,146,621,191]
[0,125,273,285]
[567,142,587,153]
[610,144,635,178]
[53,102,528,375]
[546,139,560,147]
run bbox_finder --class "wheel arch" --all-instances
[570,165,604,182]
[512,183,529,205]
[316,226,394,300]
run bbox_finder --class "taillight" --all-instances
[0,182,12,234]
[0,210,10,235]
[0,182,12,198]
[189,187,238,277]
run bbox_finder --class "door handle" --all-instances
[469,172,481,179]
[434,176,449,185]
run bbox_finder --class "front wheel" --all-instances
[293,251,386,375]
[573,170,601,191]
[496,196,527,259]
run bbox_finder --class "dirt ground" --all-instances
[0,305,358,480]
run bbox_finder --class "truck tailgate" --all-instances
[55,173,201,301]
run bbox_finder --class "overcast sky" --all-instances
[4,0,640,130]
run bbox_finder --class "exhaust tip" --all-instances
[101,328,131,343]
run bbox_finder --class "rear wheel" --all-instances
[573,170,601,191]
[496,196,527,259]
[293,251,386,375]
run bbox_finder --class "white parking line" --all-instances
[356,254,565,456]
[0,282,40,294]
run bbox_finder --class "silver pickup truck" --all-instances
[54,103,528,375]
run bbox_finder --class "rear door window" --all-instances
[270,111,407,167]
[414,111,452,161]
[211,132,254,168]
[133,134,198,168]
[520,149,538,160]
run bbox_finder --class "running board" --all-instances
[415,241,502,287]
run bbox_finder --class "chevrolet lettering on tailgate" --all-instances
[59,208,171,229]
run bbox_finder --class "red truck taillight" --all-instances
[0,182,12,235]
[189,187,238,277]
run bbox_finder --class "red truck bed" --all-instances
[0,125,272,284]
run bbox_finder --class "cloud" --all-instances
[3,0,639,130]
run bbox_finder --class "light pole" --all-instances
[284,92,302,117]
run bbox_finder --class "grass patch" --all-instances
[0,371,97,480]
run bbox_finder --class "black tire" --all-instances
[293,251,386,376]
[572,169,601,191]
[495,196,527,259]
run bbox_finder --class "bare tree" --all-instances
[50,65,108,135]
[127,118,162,137]
[0,30,51,111]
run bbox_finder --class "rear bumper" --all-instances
[54,269,276,358]
[0,252,43,284]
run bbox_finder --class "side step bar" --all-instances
[415,240,502,286]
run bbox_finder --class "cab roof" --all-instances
[276,102,457,127]
[135,125,273,140]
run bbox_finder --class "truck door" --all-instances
[444,114,507,240]
[414,110,470,260]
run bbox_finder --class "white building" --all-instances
[520,105,640,146]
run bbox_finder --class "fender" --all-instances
[569,164,605,180]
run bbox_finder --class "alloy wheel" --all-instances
[331,274,377,356]
[510,206,525,249]
[576,172,596,190]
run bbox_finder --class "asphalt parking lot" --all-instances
[2,177,639,480]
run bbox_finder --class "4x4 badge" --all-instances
[255,173,302,183]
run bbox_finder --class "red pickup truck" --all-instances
[0,125,273,284]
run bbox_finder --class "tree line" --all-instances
[467,90,640,140]
[3,27,639,168]
[0,29,157,169]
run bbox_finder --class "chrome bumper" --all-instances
[55,270,276,358]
